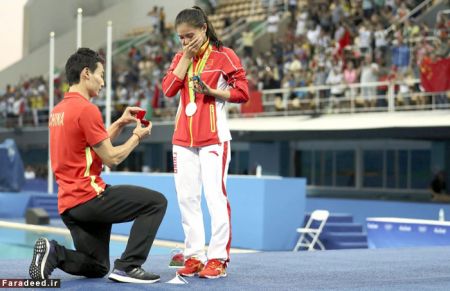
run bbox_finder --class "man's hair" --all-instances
[65,48,104,86]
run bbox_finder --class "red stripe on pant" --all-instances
[221,141,232,262]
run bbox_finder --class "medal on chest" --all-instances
[186,44,211,117]
[185,102,197,116]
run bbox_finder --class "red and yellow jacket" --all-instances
[162,44,249,147]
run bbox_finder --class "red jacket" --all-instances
[162,45,249,147]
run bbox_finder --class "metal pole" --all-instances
[105,21,112,173]
[48,32,55,194]
[77,8,83,48]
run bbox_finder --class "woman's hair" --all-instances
[175,6,223,49]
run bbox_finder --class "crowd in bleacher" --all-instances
[1,0,449,128]
[242,0,449,111]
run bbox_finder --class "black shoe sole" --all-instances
[29,238,50,280]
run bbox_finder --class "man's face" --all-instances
[86,62,104,97]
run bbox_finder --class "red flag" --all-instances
[420,57,450,92]
[241,89,263,115]
[152,83,160,108]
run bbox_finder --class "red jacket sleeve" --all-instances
[222,48,249,103]
[162,52,185,97]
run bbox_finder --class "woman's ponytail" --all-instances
[192,6,223,49]
[175,6,223,49]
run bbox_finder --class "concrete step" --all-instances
[305,213,354,223]
[321,232,368,243]
[326,241,369,250]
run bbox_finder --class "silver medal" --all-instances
[185,102,197,116]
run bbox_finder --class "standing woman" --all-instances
[162,6,249,279]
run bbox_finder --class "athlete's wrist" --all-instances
[132,132,141,143]
[116,117,127,128]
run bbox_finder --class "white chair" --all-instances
[293,210,329,251]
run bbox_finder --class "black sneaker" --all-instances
[29,238,58,279]
[108,267,160,283]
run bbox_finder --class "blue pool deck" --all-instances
[1,247,450,290]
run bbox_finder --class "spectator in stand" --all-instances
[374,23,388,58]
[29,89,44,126]
[5,86,15,127]
[13,93,25,127]
[343,60,359,100]
[362,0,375,18]
[357,21,372,56]
[391,35,410,73]
[159,7,166,35]
[414,36,434,75]
[385,0,396,10]
[326,64,344,110]
[295,10,308,37]
[267,9,280,42]
[360,54,379,107]
[331,0,344,27]
[396,2,410,22]
[242,27,255,58]
[148,6,159,33]
[402,18,420,40]
[282,71,297,108]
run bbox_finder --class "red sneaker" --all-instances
[176,258,204,277]
[198,259,227,279]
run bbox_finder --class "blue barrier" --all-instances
[103,173,306,251]
[0,193,32,218]
[366,217,450,248]
[306,197,450,229]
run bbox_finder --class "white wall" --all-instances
[23,0,118,55]
[1,0,194,88]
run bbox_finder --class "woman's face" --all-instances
[176,22,207,47]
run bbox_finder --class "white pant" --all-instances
[173,142,231,262]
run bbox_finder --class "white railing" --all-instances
[251,79,450,117]
[2,79,450,129]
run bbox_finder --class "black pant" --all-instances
[53,185,167,278]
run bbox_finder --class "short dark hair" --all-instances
[65,48,104,86]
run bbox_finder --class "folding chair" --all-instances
[293,210,329,251]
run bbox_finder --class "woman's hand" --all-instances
[192,77,212,95]
[183,35,204,59]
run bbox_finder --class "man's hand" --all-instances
[118,106,143,126]
[133,119,152,141]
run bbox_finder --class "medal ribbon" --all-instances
[187,44,212,103]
